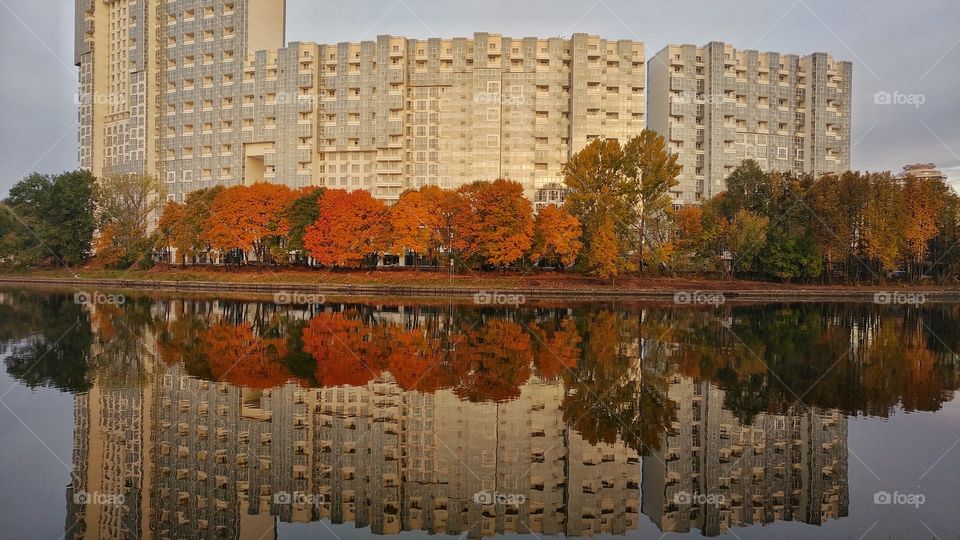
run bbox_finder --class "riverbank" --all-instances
[1,267,959,302]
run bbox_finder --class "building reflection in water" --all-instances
[641,376,848,536]
[52,299,891,539]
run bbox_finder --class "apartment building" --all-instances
[648,42,852,206]
[76,0,646,204]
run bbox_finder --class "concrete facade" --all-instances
[76,0,646,204]
[648,42,852,206]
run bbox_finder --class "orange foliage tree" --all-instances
[303,189,390,268]
[203,183,295,263]
[156,201,185,263]
[531,205,583,267]
[388,188,444,263]
[452,179,533,268]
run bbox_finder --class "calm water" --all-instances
[0,288,958,540]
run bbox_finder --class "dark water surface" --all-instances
[0,287,958,539]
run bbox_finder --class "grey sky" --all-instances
[1,0,958,197]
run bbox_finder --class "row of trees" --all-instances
[156,179,585,270]
[662,161,960,282]
[3,127,959,282]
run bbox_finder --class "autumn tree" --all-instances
[95,173,166,268]
[902,175,947,275]
[303,189,390,268]
[389,187,445,266]
[860,172,906,275]
[586,215,622,279]
[158,186,223,265]
[203,183,295,264]
[155,201,185,263]
[530,205,583,268]
[452,179,533,268]
[668,205,705,271]
[726,209,770,277]
[563,138,636,277]
[621,130,681,267]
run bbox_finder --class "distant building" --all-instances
[648,42,852,206]
[898,163,947,183]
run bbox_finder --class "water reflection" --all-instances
[1,290,958,538]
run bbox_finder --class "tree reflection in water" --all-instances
[2,291,959,538]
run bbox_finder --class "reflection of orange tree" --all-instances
[385,328,458,392]
[203,323,297,389]
[561,310,675,454]
[449,319,533,402]
[531,318,582,380]
[302,311,387,387]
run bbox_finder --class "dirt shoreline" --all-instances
[2,274,959,302]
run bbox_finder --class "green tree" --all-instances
[3,170,97,266]
[285,187,324,257]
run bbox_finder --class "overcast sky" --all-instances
[1,0,958,196]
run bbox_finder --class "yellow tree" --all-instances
[587,215,621,279]
[531,205,583,267]
[903,175,946,272]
